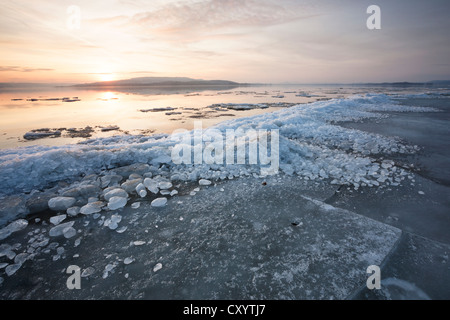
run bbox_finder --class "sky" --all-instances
[1,0,449,84]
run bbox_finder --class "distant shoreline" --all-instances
[1,81,449,89]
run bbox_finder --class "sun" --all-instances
[99,73,115,82]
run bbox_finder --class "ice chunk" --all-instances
[6,250,16,260]
[135,183,147,198]
[0,244,11,255]
[48,197,76,211]
[160,190,171,195]
[140,107,176,113]
[124,257,134,265]
[143,172,153,178]
[34,238,49,248]
[0,263,8,269]
[49,221,75,237]
[144,178,159,194]
[100,174,123,188]
[105,263,115,272]
[131,202,141,209]
[133,241,146,246]
[63,226,77,239]
[151,155,172,166]
[14,252,29,265]
[111,214,122,224]
[107,196,127,210]
[100,125,119,132]
[121,179,142,194]
[0,219,28,241]
[80,201,104,215]
[5,263,21,276]
[88,197,98,203]
[151,197,167,208]
[104,188,128,202]
[62,184,101,200]
[199,179,212,186]
[112,163,150,178]
[105,214,121,230]
[81,267,95,277]
[153,263,162,272]
[23,130,61,140]
[170,190,178,196]
[108,222,118,230]
[50,214,67,226]
[381,160,394,169]
[66,206,80,217]
[418,191,425,195]
[158,181,173,190]
[116,226,128,233]
[47,242,59,250]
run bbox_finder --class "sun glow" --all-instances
[99,73,115,82]
[100,91,117,100]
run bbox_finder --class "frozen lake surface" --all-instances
[0,88,449,299]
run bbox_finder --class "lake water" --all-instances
[0,83,444,149]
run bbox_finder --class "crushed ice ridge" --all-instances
[0,94,440,226]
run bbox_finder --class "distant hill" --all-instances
[427,80,450,85]
[73,77,240,87]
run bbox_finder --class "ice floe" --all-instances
[49,221,75,237]
[107,196,127,210]
[151,197,167,208]
[50,214,67,226]
[0,219,28,241]
[153,263,163,272]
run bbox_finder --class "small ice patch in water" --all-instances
[49,222,75,237]
[151,197,167,207]
[116,226,128,234]
[5,264,21,276]
[0,219,28,241]
[131,202,140,209]
[63,227,77,239]
[81,267,95,277]
[153,263,162,272]
[50,214,67,226]
[199,179,212,186]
